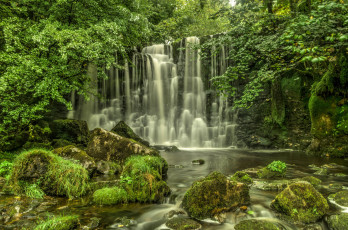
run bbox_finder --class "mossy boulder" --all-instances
[326,213,348,230]
[235,219,285,230]
[165,216,201,230]
[231,171,253,185]
[34,215,79,230]
[52,145,96,173]
[86,128,159,163]
[111,121,150,146]
[295,176,322,187]
[120,155,170,203]
[9,149,90,198]
[93,187,128,205]
[50,119,89,146]
[329,190,348,207]
[95,160,121,175]
[271,182,329,223]
[182,171,250,220]
[258,161,287,179]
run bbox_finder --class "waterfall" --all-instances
[69,37,238,148]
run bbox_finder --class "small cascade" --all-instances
[68,37,239,148]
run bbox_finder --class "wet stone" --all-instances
[166,216,201,230]
[192,159,205,165]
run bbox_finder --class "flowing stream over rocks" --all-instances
[2,149,348,229]
[68,37,237,148]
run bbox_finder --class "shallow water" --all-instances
[2,148,348,229]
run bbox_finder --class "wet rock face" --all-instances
[16,155,50,182]
[271,182,329,223]
[326,213,348,230]
[182,171,250,220]
[111,121,150,147]
[53,145,96,174]
[234,219,285,230]
[86,128,159,163]
[50,119,90,146]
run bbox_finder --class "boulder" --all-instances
[230,171,253,185]
[86,128,159,163]
[53,145,96,174]
[165,217,201,230]
[111,121,149,146]
[329,190,348,206]
[258,161,287,179]
[235,219,285,230]
[182,171,250,220]
[9,149,90,198]
[326,213,348,230]
[50,119,89,146]
[271,182,329,223]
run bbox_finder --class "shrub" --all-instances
[267,161,287,174]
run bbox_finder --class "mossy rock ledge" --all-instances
[165,216,202,230]
[181,171,250,220]
[111,121,150,147]
[271,182,329,223]
[86,128,159,163]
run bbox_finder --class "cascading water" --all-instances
[69,37,238,148]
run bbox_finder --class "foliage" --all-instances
[267,160,287,173]
[201,0,347,109]
[35,215,79,230]
[8,148,90,198]
[0,0,152,139]
[0,160,13,177]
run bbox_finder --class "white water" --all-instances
[69,37,238,148]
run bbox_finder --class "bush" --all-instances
[267,161,287,174]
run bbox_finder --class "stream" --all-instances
[1,148,348,229]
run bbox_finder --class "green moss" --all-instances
[24,183,45,199]
[326,213,348,230]
[9,149,90,198]
[111,121,149,146]
[50,119,89,146]
[165,217,201,230]
[271,182,329,223]
[231,171,253,185]
[35,215,79,230]
[93,187,128,205]
[182,171,250,220]
[271,79,285,126]
[235,219,283,230]
[53,145,94,163]
[0,160,13,177]
[296,176,321,187]
[258,161,286,179]
[120,155,170,203]
[330,190,348,206]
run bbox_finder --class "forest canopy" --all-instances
[0,0,347,146]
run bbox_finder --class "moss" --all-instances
[111,121,149,146]
[165,217,201,230]
[308,95,338,137]
[93,187,128,205]
[9,149,90,198]
[50,119,89,146]
[0,160,13,177]
[231,171,253,185]
[24,183,45,199]
[271,79,285,126]
[52,145,94,163]
[271,182,329,223]
[120,155,170,203]
[326,213,348,230]
[330,190,348,206]
[235,219,283,230]
[34,215,79,230]
[258,161,286,179]
[182,171,250,220]
[296,176,321,187]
